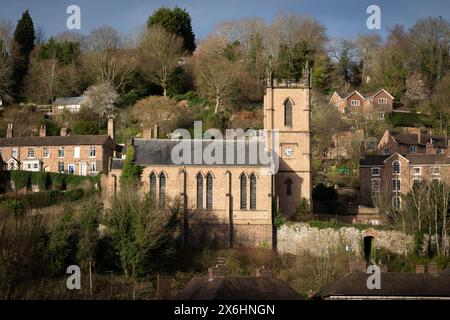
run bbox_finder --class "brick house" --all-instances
[359,153,450,207]
[329,89,394,119]
[377,128,449,156]
[0,120,115,176]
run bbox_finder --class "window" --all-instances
[392,178,401,192]
[437,148,444,154]
[413,167,422,176]
[392,196,401,210]
[43,147,50,158]
[378,112,385,120]
[89,146,96,157]
[413,178,422,185]
[12,148,17,158]
[74,147,80,159]
[27,147,35,158]
[196,174,203,209]
[371,179,380,193]
[432,167,440,176]
[159,173,166,208]
[250,174,256,210]
[150,173,157,198]
[33,163,38,169]
[58,162,64,173]
[285,178,293,196]
[351,100,360,107]
[382,147,389,155]
[371,168,381,176]
[68,164,75,174]
[206,173,213,210]
[378,98,388,104]
[392,160,400,175]
[284,99,293,127]
[58,147,65,158]
[89,162,96,175]
[409,145,417,153]
[240,174,247,210]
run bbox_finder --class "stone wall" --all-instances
[277,223,413,257]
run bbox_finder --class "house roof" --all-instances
[54,96,86,105]
[391,131,448,148]
[360,154,450,166]
[0,135,112,147]
[111,158,124,170]
[332,89,394,101]
[133,139,271,167]
[175,276,302,300]
[314,272,450,299]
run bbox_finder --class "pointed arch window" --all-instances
[285,178,293,196]
[150,173,157,198]
[392,160,400,175]
[240,174,247,210]
[206,173,213,210]
[284,99,293,127]
[250,174,257,210]
[197,174,203,209]
[159,173,166,208]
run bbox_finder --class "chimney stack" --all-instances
[39,125,46,137]
[6,122,13,138]
[60,127,69,137]
[143,128,152,139]
[107,118,114,140]
[416,265,425,274]
[153,124,159,139]
[428,262,438,274]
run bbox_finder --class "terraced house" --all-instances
[0,120,115,176]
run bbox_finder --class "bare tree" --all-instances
[84,26,135,90]
[355,34,382,84]
[194,36,239,113]
[137,25,185,97]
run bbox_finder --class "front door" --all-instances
[80,163,87,176]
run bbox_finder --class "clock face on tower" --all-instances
[283,146,295,158]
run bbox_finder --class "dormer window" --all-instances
[409,145,417,153]
[382,147,389,155]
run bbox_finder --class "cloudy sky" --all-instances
[0,0,448,41]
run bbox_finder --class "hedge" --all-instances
[0,189,85,209]
[10,170,98,192]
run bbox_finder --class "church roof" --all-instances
[133,139,271,167]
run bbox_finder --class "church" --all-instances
[105,68,312,249]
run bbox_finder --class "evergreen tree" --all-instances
[147,6,196,53]
[119,144,143,189]
[11,10,35,101]
[77,198,100,271]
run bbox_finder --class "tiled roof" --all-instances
[175,276,302,300]
[392,131,448,148]
[0,135,112,147]
[360,154,450,166]
[133,139,271,167]
[314,272,450,299]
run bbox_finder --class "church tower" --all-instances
[264,65,312,217]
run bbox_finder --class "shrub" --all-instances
[11,170,31,190]
[31,171,48,191]
[73,119,98,135]
[295,198,311,221]
[65,189,84,202]
[50,173,66,190]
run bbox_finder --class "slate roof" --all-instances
[111,159,124,170]
[175,276,302,300]
[360,154,450,166]
[392,131,448,148]
[54,96,86,105]
[314,272,450,299]
[0,135,112,147]
[133,139,271,167]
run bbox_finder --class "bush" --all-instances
[65,189,84,202]
[31,172,48,191]
[11,170,31,190]
[49,173,66,190]
[295,198,311,221]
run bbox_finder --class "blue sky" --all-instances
[0,0,448,41]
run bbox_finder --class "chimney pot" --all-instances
[39,125,46,137]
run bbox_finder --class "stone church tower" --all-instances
[264,67,312,217]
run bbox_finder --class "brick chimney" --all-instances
[6,122,13,138]
[350,261,367,273]
[107,118,114,140]
[416,264,425,274]
[428,262,438,274]
[39,125,46,137]
[143,128,152,139]
[153,124,159,139]
[60,127,69,137]
[156,274,173,300]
